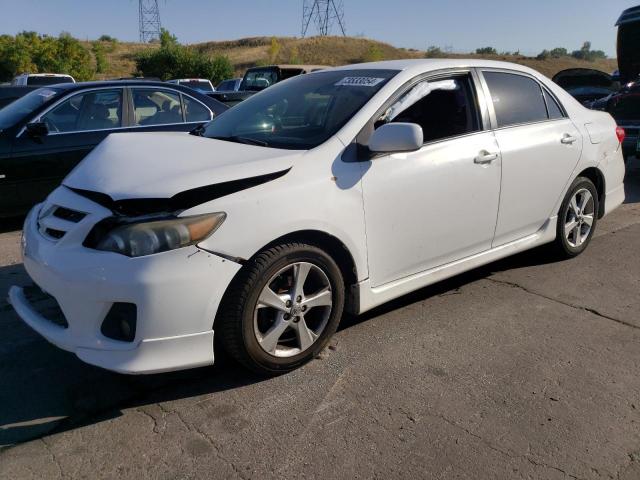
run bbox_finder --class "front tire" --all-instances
[553,176,599,258]
[217,243,345,374]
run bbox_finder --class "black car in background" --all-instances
[0,81,227,217]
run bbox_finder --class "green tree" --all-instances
[475,46,498,55]
[0,31,95,82]
[159,28,178,48]
[135,41,233,83]
[425,46,444,58]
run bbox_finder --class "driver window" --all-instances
[377,75,481,144]
[42,89,123,133]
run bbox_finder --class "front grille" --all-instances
[53,206,86,223]
[23,285,68,328]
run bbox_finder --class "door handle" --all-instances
[474,151,498,164]
[561,134,577,145]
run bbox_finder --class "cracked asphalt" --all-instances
[1,164,640,480]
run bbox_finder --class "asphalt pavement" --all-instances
[1,164,639,479]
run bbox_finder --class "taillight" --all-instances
[616,126,626,144]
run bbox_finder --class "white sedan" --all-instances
[9,59,626,375]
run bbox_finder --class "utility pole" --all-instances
[301,0,346,37]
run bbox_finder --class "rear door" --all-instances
[479,70,583,246]
[128,87,213,133]
[9,87,125,210]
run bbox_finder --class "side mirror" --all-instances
[368,123,423,155]
[26,121,49,141]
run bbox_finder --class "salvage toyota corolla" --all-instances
[9,60,626,375]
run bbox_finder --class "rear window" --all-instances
[27,76,73,86]
[483,71,548,128]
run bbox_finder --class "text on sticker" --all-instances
[335,77,385,87]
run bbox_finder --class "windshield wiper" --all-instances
[209,135,269,147]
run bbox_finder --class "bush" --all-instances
[135,31,233,83]
[571,41,606,61]
[363,44,384,62]
[98,34,118,43]
[475,47,497,55]
[0,31,94,82]
[92,41,108,74]
[425,46,445,58]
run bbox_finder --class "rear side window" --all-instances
[483,72,548,127]
[132,89,183,126]
[543,89,565,119]
[183,96,211,122]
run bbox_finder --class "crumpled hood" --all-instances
[63,132,300,200]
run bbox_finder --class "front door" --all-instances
[361,73,501,287]
[9,88,124,211]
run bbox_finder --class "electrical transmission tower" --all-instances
[139,0,162,43]
[301,0,346,37]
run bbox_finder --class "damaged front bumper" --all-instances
[8,188,242,374]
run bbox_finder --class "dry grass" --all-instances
[89,36,618,80]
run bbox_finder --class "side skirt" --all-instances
[352,216,557,315]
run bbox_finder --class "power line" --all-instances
[301,0,346,37]
[139,0,162,43]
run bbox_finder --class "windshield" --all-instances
[179,80,213,92]
[203,69,398,150]
[0,87,61,130]
[27,76,73,86]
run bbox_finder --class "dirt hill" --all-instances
[96,36,618,81]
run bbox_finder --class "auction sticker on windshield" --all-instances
[335,77,385,87]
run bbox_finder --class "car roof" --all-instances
[327,58,541,76]
[16,73,73,77]
[48,80,206,91]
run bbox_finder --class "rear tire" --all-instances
[217,243,345,375]
[552,176,599,258]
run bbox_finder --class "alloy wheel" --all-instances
[564,188,595,248]
[253,262,333,357]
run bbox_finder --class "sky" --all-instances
[0,0,638,57]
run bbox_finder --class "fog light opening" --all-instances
[101,303,137,342]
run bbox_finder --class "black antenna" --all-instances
[139,0,162,43]
[302,0,346,37]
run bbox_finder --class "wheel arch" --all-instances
[576,166,606,218]
[213,229,360,330]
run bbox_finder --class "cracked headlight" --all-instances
[91,213,226,258]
